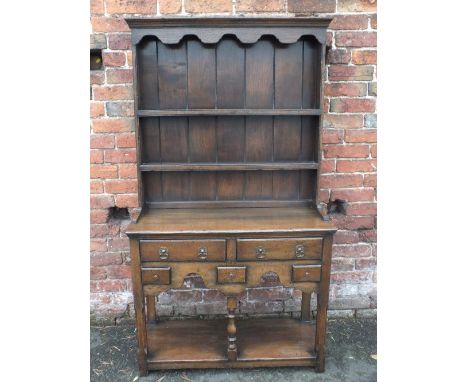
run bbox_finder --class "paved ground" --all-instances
[91,318,376,382]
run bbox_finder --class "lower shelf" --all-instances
[147,318,318,369]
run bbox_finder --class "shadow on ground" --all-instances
[91,318,376,382]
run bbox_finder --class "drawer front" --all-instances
[292,265,321,282]
[142,267,171,285]
[217,266,246,284]
[236,238,322,261]
[140,240,226,262]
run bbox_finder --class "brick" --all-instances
[321,174,363,188]
[106,265,132,279]
[239,301,283,314]
[332,215,375,230]
[370,144,377,158]
[368,82,377,97]
[91,134,115,149]
[156,305,174,317]
[288,0,335,13]
[115,133,136,148]
[318,189,330,203]
[91,0,105,15]
[326,31,333,47]
[370,14,377,29]
[90,71,105,85]
[330,98,376,113]
[91,164,118,179]
[356,257,377,270]
[104,149,137,163]
[108,33,132,50]
[91,279,127,292]
[196,302,227,316]
[160,0,182,13]
[336,32,377,48]
[329,15,368,30]
[325,83,367,97]
[333,230,360,244]
[346,202,377,215]
[126,51,132,66]
[90,102,105,118]
[358,229,377,242]
[356,308,377,318]
[336,159,376,173]
[91,267,107,280]
[102,51,126,67]
[328,309,354,318]
[91,194,114,209]
[118,163,138,178]
[363,174,377,187]
[320,159,335,173]
[331,270,373,283]
[327,49,351,64]
[247,287,292,302]
[115,194,139,208]
[93,119,133,133]
[331,188,374,202]
[91,180,103,194]
[332,258,355,271]
[159,290,202,304]
[185,0,231,13]
[203,289,228,302]
[237,0,283,12]
[352,50,377,65]
[108,238,130,252]
[91,16,130,33]
[105,179,138,194]
[91,239,108,252]
[338,0,377,12]
[106,68,133,84]
[323,114,363,129]
[322,129,344,144]
[345,129,377,143]
[329,296,371,310]
[105,0,156,14]
[90,150,104,163]
[333,244,372,258]
[91,252,122,266]
[106,101,134,117]
[328,65,373,81]
[365,114,377,128]
[91,209,110,223]
[323,145,369,159]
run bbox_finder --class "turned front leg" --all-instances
[227,296,238,361]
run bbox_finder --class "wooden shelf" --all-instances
[138,109,322,117]
[146,318,317,369]
[140,162,319,172]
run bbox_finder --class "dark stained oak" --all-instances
[126,17,334,376]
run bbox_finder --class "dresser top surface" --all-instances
[126,207,335,236]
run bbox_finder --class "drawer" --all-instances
[236,238,322,261]
[142,267,171,285]
[217,266,246,284]
[292,265,321,282]
[140,240,226,262]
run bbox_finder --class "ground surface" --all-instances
[91,318,377,382]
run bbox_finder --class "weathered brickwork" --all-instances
[90,0,377,323]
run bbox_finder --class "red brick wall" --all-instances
[90,0,377,322]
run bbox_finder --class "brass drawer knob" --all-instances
[228,272,235,279]
[153,274,160,280]
[198,247,208,260]
[295,244,305,258]
[256,246,266,259]
[305,271,310,277]
[159,247,169,260]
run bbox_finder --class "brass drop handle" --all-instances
[256,246,266,259]
[198,247,208,260]
[159,247,169,260]
[295,244,305,258]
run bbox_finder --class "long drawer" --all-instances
[140,239,226,262]
[236,238,322,261]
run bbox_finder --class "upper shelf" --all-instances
[137,109,322,117]
[125,17,332,45]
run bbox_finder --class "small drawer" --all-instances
[142,267,171,285]
[217,266,246,284]
[140,240,226,262]
[237,238,322,261]
[292,265,321,282]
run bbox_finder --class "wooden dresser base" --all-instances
[147,318,318,370]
